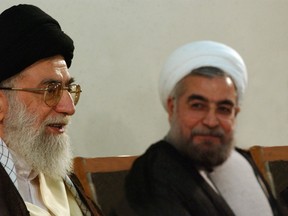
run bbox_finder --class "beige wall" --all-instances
[2,0,288,157]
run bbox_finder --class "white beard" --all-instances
[3,96,73,180]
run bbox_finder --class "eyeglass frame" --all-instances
[0,82,82,107]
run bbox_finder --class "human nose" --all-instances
[54,90,76,115]
[202,109,219,128]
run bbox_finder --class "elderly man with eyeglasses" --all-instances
[0,4,102,216]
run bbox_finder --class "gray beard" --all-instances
[167,116,234,170]
[3,96,73,180]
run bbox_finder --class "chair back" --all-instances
[249,145,288,201]
[73,155,137,215]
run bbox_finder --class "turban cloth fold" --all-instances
[0,4,74,82]
[159,40,247,111]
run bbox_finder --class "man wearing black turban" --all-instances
[0,4,102,216]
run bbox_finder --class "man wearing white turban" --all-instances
[159,40,247,109]
[116,41,284,216]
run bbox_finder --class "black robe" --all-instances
[119,140,282,216]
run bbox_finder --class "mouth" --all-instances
[47,123,67,133]
[193,135,222,145]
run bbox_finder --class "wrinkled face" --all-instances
[0,55,76,179]
[9,55,76,133]
[167,75,239,169]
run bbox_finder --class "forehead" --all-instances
[180,75,238,103]
[16,55,70,85]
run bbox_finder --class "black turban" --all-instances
[0,4,74,82]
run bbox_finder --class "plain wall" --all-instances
[1,0,288,157]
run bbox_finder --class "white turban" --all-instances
[159,40,248,111]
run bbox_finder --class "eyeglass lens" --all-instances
[44,83,81,107]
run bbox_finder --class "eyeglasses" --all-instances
[0,83,82,107]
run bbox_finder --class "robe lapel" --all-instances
[194,168,235,216]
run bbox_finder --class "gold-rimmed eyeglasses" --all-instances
[0,83,82,107]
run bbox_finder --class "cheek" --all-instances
[25,104,52,127]
[18,93,52,118]
[219,119,235,133]
[177,111,202,130]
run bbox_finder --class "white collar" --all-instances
[209,149,273,216]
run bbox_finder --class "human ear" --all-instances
[167,97,175,123]
[234,106,240,117]
[0,91,8,122]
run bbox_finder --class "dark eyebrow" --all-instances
[187,94,208,102]
[41,77,75,86]
[188,94,235,107]
[67,77,75,85]
[217,99,235,107]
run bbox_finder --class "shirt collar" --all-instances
[0,138,18,188]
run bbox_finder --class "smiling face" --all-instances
[0,55,76,179]
[166,73,239,170]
